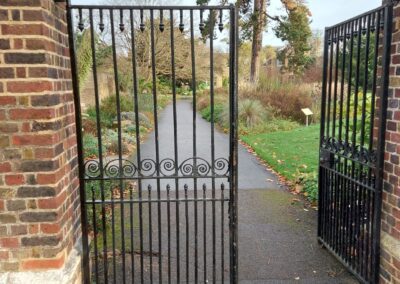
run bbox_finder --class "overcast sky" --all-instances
[72,0,382,46]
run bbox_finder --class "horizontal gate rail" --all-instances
[318,2,393,283]
[67,2,238,283]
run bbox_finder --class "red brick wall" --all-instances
[380,2,400,283]
[0,0,81,273]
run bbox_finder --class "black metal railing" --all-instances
[318,3,393,283]
[67,3,238,283]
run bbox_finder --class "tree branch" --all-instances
[266,13,282,23]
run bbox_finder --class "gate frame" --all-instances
[65,1,239,283]
[317,3,393,283]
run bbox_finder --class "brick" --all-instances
[0,226,7,237]
[11,10,20,21]
[21,255,65,270]
[10,225,27,236]
[0,162,12,173]
[13,39,23,49]
[0,9,8,21]
[40,223,61,234]
[1,261,19,272]
[0,136,10,148]
[19,211,58,222]
[7,200,26,211]
[29,67,58,78]
[0,67,14,79]
[0,214,17,224]
[7,81,52,93]
[38,192,66,209]
[31,94,61,106]
[1,24,43,36]
[13,134,55,146]
[0,122,18,133]
[5,174,24,186]
[32,120,62,132]
[22,10,44,21]
[0,188,14,198]
[1,0,42,6]
[17,186,56,198]
[19,160,58,172]
[9,108,55,120]
[21,236,59,247]
[16,67,26,78]
[0,251,9,261]
[0,238,19,249]
[4,53,46,64]
[0,39,10,50]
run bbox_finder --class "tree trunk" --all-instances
[250,0,265,82]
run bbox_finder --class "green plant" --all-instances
[83,133,101,159]
[238,99,268,128]
[297,172,318,202]
[200,103,226,124]
[107,138,129,154]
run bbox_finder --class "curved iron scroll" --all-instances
[84,157,230,179]
[321,136,377,165]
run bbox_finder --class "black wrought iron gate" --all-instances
[318,3,393,283]
[67,2,238,283]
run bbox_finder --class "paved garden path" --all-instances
[123,100,357,283]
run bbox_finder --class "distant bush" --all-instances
[200,103,226,124]
[240,72,315,123]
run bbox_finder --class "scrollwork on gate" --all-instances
[321,136,377,165]
[83,157,230,179]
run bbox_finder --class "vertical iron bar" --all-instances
[129,9,144,284]
[345,21,355,147]
[190,9,199,283]
[337,24,346,257]
[149,10,162,283]
[110,184,116,283]
[221,183,225,283]
[339,24,347,143]
[350,18,362,271]
[185,184,189,283]
[318,27,330,238]
[169,10,181,282]
[209,9,217,284]
[229,5,239,283]
[327,28,334,139]
[333,26,340,139]
[88,8,108,283]
[203,184,207,282]
[91,186,99,284]
[148,184,153,283]
[66,3,90,282]
[129,185,135,281]
[373,5,392,283]
[167,185,171,284]
[110,9,127,283]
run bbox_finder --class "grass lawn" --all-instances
[241,124,320,182]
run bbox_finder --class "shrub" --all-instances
[107,139,129,155]
[83,133,100,159]
[240,72,315,123]
[200,103,226,124]
[238,99,268,128]
[297,172,318,203]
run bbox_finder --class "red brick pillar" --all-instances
[0,0,82,282]
[380,1,400,283]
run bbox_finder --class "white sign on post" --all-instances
[301,108,313,127]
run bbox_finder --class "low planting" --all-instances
[242,124,320,202]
